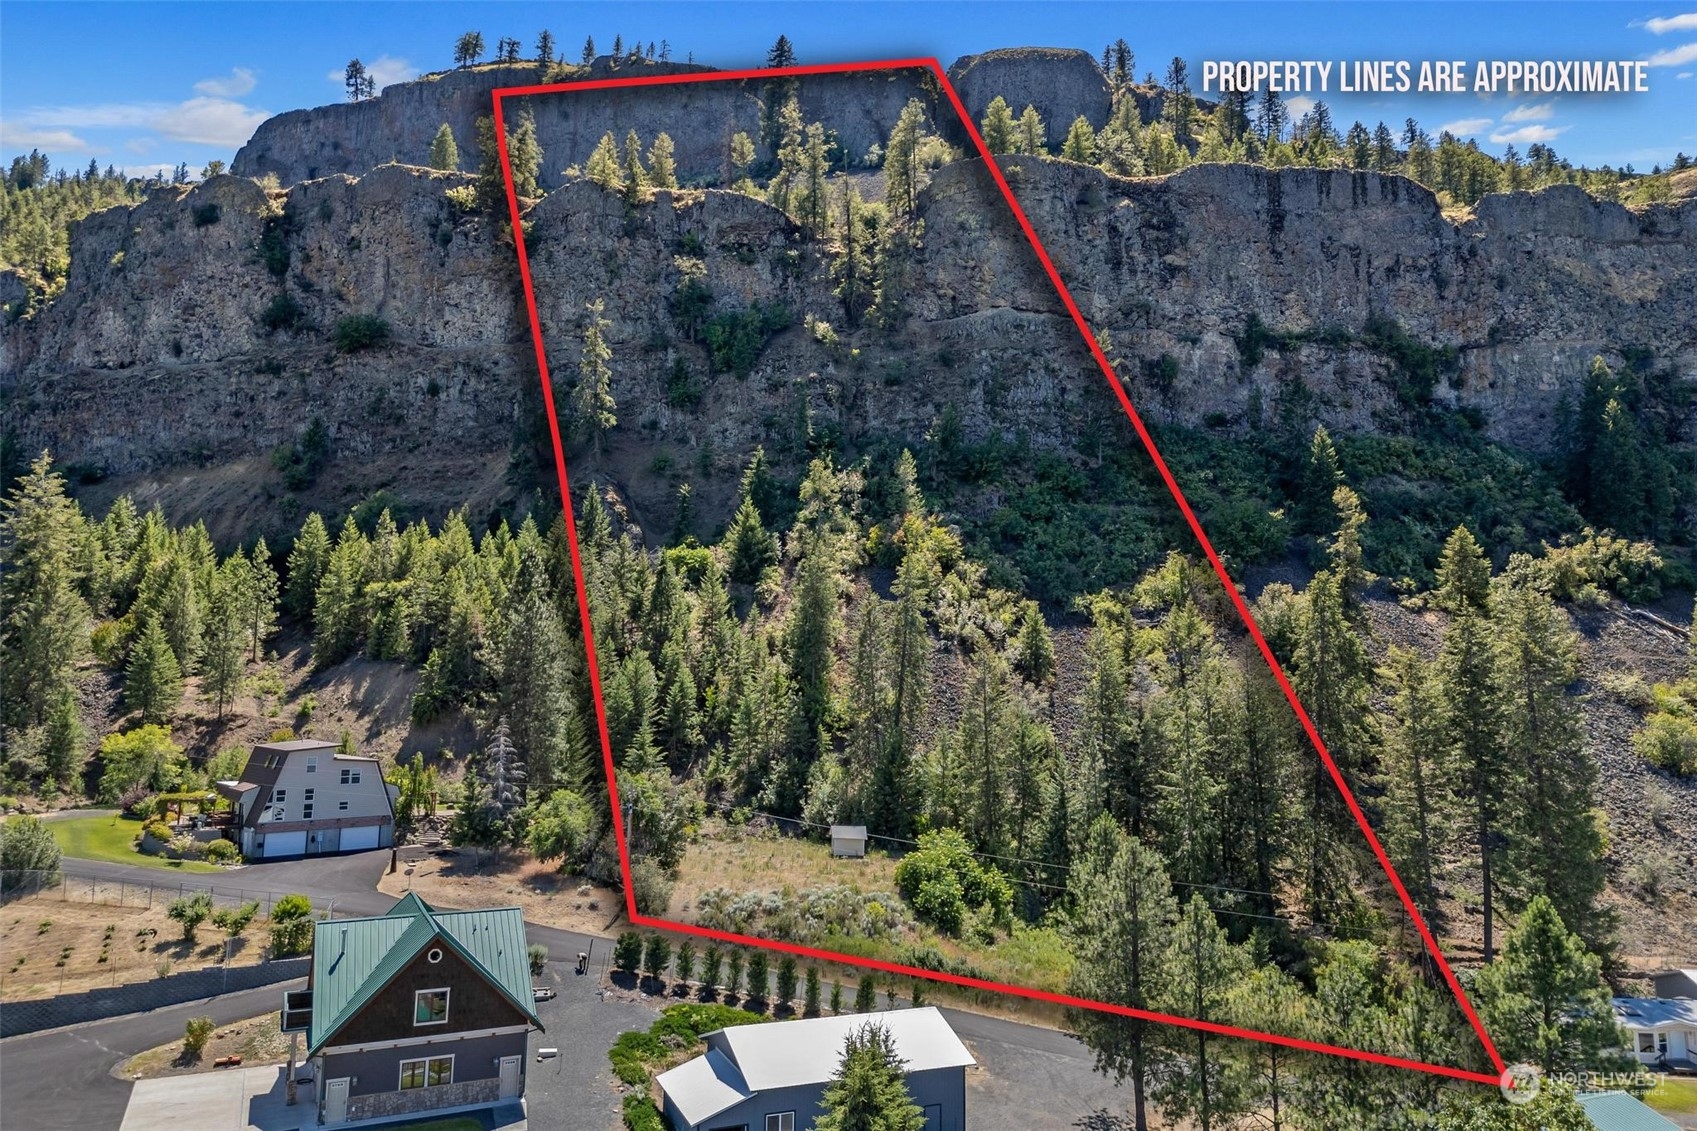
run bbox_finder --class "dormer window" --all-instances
[306,756,318,773]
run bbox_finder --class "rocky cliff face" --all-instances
[233,59,938,191]
[947,47,1113,135]
[5,148,1693,538]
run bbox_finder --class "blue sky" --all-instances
[3,2,1694,178]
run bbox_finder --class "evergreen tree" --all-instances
[1295,425,1344,535]
[285,512,331,620]
[725,496,778,584]
[344,59,373,102]
[571,298,617,453]
[1156,896,1249,1130]
[957,648,1015,855]
[498,576,582,794]
[1380,647,1449,925]
[585,132,623,189]
[647,132,677,189]
[0,453,89,730]
[1227,965,1309,1127]
[1495,580,1608,948]
[981,96,1017,155]
[1067,815,1178,1131]
[815,1023,926,1131]
[883,99,928,218]
[1016,105,1047,154]
[1474,896,1623,1074]
[581,36,595,65]
[621,129,648,203]
[428,123,460,172]
[1061,116,1098,163]
[1434,525,1491,614]
[312,518,370,668]
[1256,85,1288,143]
[201,558,247,718]
[729,131,757,192]
[125,617,183,723]
[506,110,542,199]
[243,537,280,661]
[535,29,555,64]
[1012,600,1055,685]
[454,31,485,68]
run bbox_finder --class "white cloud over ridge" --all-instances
[1503,102,1555,122]
[0,123,93,153]
[1647,41,1697,66]
[194,68,257,98]
[1439,117,1494,135]
[1490,124,1569,145]
[13,96,271,151]
[324,55,417,91]
[1641,13,1697,33]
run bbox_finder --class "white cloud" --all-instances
[1680,70,1695,78]
[0,123,93,152]
[1503,102,1555,122]
[1439,117,1494,135]
[1641,12,1697,33]
[1647,41,1697,65]
[325,55,417,92]
[194,67,257,98]
[23,103,157,128]
[151,97,270,146]
[1286,95,1316,118]
[1489,123,1569,144]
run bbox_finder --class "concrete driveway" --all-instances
[119,1065,299,1131]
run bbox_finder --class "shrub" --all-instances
[700,945,723,992]
[260,292,307,334]
[527,944,548,976]
[183,1016,215,1056]
[775,956,797,1007]
[744,950,769,1002]
[211,900,259,936]
[629,857,674,916]
[622,1092,665,1131]
[894,827,1014,937]
[673,940,695,985]
[1540,529,1666,604]
[1634,711,1697,777]
[0,815,62,895]
[612,931,643,973]
[269,893,314,956]
[167,834,206,860]
[167,892,214,942]
[854,973,877,1012]
[142,819,173,845]
[333,314,390,352]
[203,839,240,865]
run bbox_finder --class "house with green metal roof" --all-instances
[283,892,543,1125]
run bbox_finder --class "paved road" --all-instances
[15,848,1126,1130]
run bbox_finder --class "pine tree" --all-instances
[815,1023,926,1131]
[1495,581,1608,948]
[784,538,839,767]
[1061,116,1098,163]
[125,618,183,723]
[581,36,595,65]
[725,496,778,584]
[535,29,555,64]
[478,717,526,832]
[243,537,280,661]
[498,577,582,794]
[1067,815,1178,1131]
[1016,105,1047,154]
[957,649,1015,855]
[454,31,485,68]
[1156,896,1249,1130]
[621,129,648,203]
[571,298,617,453]
[1227,965,1308,1127]
[1474,896,1621,1074]
[980,96,1017,155]
[585,132,623,189]
[285,511,331,620]
[201,558,247,718]
[506,110,542,199]
[1295,425,1344,535]
[1434,524,1491,614]
[344,59,371,102]
[805,965,822,1016]
[1257,85,1288,144]
[646,132,677,189]
[883,99,927,218]
[429,123,460,171]
[729,131,757,192]
[1013,600,1055,685]
[795,123,831,235]
[0,453,90,729]
[1380,647,1449,925]
[312,518,369,668]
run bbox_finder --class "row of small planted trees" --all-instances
[610,930,915,1017]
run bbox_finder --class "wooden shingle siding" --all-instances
[328,936,528,1047]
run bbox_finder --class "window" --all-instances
[302,804,314,820]
[414,988,449,1026]
[338,800,349,811]
[273,788,287,804]
[269,806,285,822]
[341,768,361,785]
[305,757,317,773]
[399,1055,452,1090]
[765,1115,795,1131]
[1638,1033,1657,1053]
[303,788,315,801]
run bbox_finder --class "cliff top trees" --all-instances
[428,123,459,172]
[344,59,375,102]
[453,31,485,68]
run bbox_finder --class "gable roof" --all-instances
[708,1007,974,1093]
[1613,997,1697,1029]
[656,1047,752,1127]
[1575,1091,1681,1131]
[307,893,540,1054]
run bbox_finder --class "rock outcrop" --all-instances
[947,47,1114,135]
[7,146,1693,539]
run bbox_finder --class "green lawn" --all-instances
[1645,1075,1697,1115]
[375,1119,484,1131]
[49,814,221,873]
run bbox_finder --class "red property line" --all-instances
[492,59,1505,1088]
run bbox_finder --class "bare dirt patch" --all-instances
[115,1009,292,1080]
[0,894,268,1002]
[377,850,625,935]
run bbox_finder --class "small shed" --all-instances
[829,825,867,858]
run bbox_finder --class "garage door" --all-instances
[263,831,307,858]
[341,825,380,851]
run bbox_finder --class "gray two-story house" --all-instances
[215,739,397,859]
[658,1007,973,1131]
